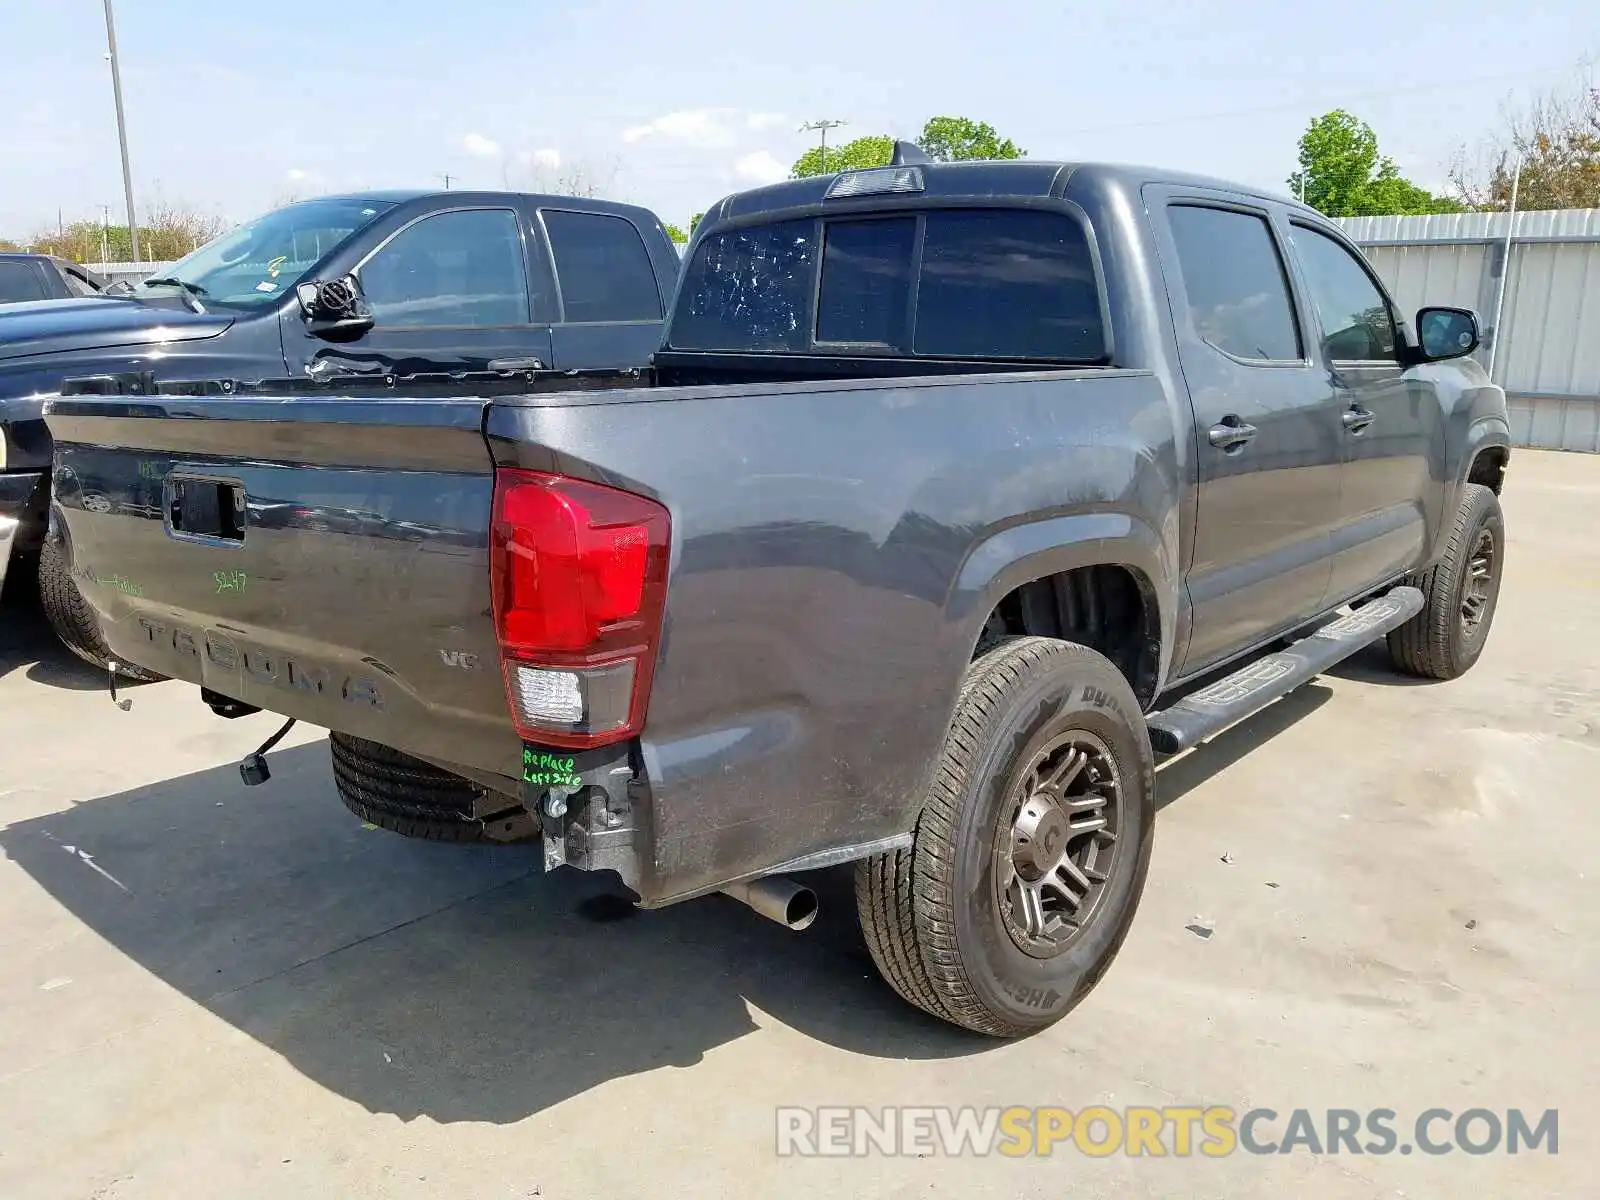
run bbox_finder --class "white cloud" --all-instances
[285,168,312,182]
[746,112,788,132]
[463,133,502,158]
[622,108,740,149]
[733,150,790,186]
[525,148,561,170]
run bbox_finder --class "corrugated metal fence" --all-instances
[1337,209,1600,452]
[84,260,173,287]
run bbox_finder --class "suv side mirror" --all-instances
[297,275,375,341]
[1416,306,1480,362]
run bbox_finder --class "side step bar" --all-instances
[1147,586,1424,755]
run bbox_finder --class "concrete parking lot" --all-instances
[1,449,1595,1199]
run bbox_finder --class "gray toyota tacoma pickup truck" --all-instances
[45,154,1511,1037]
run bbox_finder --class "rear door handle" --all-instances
[1207,418,1258,449]
[1342,407,1376,434]
[488,356,546,372]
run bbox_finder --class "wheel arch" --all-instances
[950,511,1175,708]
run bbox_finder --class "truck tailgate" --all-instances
[45,396,522,785]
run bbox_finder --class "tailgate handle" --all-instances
[168,477,247,543]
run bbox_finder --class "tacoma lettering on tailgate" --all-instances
[135,618,385,710]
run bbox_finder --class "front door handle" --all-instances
[488,356,547,372]
[1342,407,1376,434]
[1207,418,1258,449]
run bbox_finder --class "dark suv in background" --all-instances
[0,190,681,671]
[0,254,108,304]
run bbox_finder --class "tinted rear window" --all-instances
[816,217,915,346]
[0,261,49,303]
[671,219,818,352]
[1167,205,1301,361]
[543,210,663,323]
[670,208,1105,361]
[915,210,1103,360]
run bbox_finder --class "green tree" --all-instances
[663,222,687,244]
[28,202,229,264]
[791,134,894,178]
[917,116,1024,162]
[0,237,22,252]
[1289,111,1464,217]
[690,211,704,234]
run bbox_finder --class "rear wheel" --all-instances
[1387,483,1504,681]
[855,636,1155,1037]
[329,732,532,843]
[38,536,163,682]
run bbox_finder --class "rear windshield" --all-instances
[669,207,1106,362]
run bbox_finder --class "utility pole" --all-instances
[1486,154,1523,382]
[100,204,111,264]
[799,119,848,174]
[438,173,456,190]
[102,0,141,262]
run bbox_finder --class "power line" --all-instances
[799,119,848,173]
[1051,65,1577,139]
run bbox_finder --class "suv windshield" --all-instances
[141,198,395,308]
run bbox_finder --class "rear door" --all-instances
[541,209,667,369]
[1149,189,1344,674]
[0,259,55,304]
[283,206,556,379]
[1284,220,1443,603]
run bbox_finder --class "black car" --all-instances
[0,190,681,671]
[0,254,108,304]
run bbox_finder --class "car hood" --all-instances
[0,296,236,363]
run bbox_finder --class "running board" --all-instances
[1147,586,1424,755]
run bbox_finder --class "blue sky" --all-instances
[2,0,1595,241]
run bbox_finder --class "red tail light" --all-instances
[490,469,670,750]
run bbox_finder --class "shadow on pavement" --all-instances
[2,670,1350,1123]
[1,585,160,692]
[1155,682,1333,811]
[0,597,99,691]
[0,741,985,1125]
[1323,640,1443,687]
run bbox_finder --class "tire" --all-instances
[1387,483,1505,681]
[37,537,164,682]
[855,636,1156,1038]
[329,732,531,843]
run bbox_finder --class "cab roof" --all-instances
[706,160,1311,224]
[303,190,661,223]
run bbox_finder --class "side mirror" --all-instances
[297,275,375,341]
[1416,306,1480,362]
